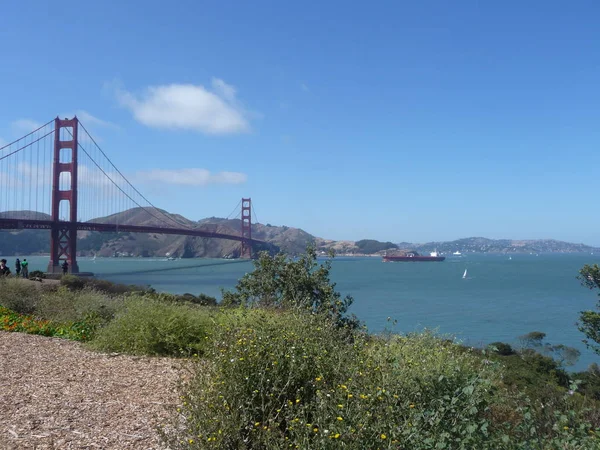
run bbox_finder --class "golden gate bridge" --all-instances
[0,117,264,273]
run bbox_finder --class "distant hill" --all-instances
[0,211,51,255]
[1,209,598,257]
[399,237,600,255]
[0,210,51,220]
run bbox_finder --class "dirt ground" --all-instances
[0,331,183,449]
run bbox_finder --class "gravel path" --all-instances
[0,331,182,449]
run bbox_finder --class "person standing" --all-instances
[0,259,11,276]
[61,260,68,275]
[15,258,21,276]
[21,258,29,278]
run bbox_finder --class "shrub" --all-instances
[221,246,359,329]
[88,295,214,356]
[0,277,42,314]
[575,364,600,400]
[34,286,119,327]
[489,341,516,356]
[59,275,147,296]
[0,306,97,341]
[60,274,86,290]
[188,293,218,306]
[29,270,46,279]
[165,313,505,449]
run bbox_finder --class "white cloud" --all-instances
[11,119,42,134]
[301,83,310,92]
[135,168,247,186]
[75,110,119,129]
[115,78,252,134]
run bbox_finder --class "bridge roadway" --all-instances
[0,218,265,245]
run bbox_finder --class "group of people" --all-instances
[0,258,29,277]
[0,258,70,277]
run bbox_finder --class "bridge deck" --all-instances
[0,219,265,245]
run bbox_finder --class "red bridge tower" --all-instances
[47,117,80,274]
[240,198,252,258]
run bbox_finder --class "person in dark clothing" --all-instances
[0,259,11,276]
[61,260,69,275]
[15,258,21,276]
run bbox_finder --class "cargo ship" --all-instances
[383,250,445,262]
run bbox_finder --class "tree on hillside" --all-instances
[577,264,600,355]
[518,331,580,367]
[355,239,398,254]
[518,331,547,349]
[221,246,359,328]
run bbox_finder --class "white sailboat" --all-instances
[462,269,467,279]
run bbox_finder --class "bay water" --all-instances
[5,253,600,371]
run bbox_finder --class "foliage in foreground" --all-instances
[578,264,600,355]
[0,277,117,340]
[0,306,95,341]
[88,295,215,356]
[164,310,599,449]
[221,246,358,328]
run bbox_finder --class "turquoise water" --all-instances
[4,253,599,371]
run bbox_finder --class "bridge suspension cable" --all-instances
[70,120,194,230]
[0,119,55,152]
[0,128,55,162]
[0,121,55,219]
[225,198,242,220]
[251,202,259,225]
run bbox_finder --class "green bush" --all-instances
[165,312,507,449]
[0,277,42,314]
[221,246,359,329]
[59,275,147,296]
[189,293,218,306]
[489,341,516,356]
[34,286,118,327]
[0,305,96,341]
[60,274,86,290]
[88,295,214,356]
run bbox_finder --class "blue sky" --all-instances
[1,1,599,245]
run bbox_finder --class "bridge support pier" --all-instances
[47,117,80,274]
